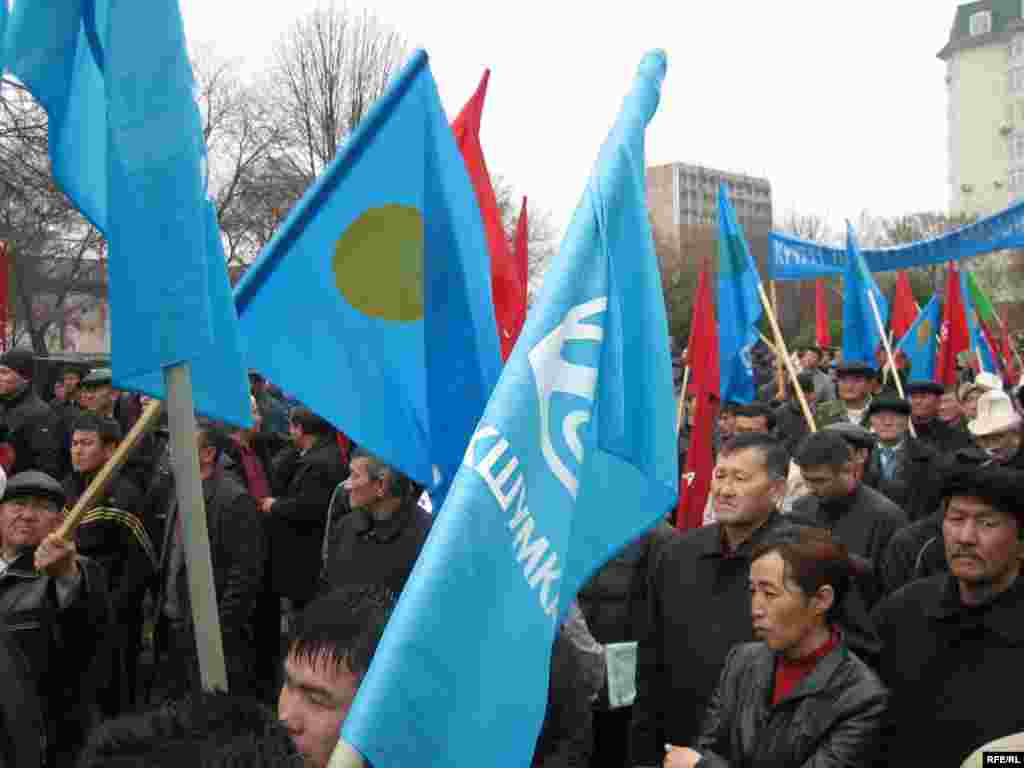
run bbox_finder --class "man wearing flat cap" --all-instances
[906,380,972,456]
[873,464,1024,767]
[0,471,114,767]
[815,361,876,429]
[0,348,64,478]
[862,396,945,523]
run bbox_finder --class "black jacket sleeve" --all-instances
[272,458,343,525]
[217,492,266,638]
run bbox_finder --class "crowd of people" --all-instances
[0,339,1022,767]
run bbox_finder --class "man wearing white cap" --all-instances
[968,389,1024,470]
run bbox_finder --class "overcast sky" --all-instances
[180,1,964,238]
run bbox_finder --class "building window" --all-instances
[1011,169,1024,194]
[1012,36,1024,59]
[1013,132,1024,163]
[970,10,992,36]
[1011,68,1024,93]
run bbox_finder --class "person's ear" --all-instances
[810,584,835,619]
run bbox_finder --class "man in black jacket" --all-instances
[861,396,944,522]
[63,412,154,715]
[906,380,972,455]
[791,431,906,664]
[323,450,431,597]
[0,471,113,767]
[0,349,64,479]
[873,465,1024,767]
[263,407,348,611]
[152,423,266,701]
[629,434,796,767]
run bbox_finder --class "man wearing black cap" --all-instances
[815,362,876,429]
[873,464,1024,767]
[862,396,944,522]
[0,349,64,479]
[0,471,113,767]
[906,380,972,455]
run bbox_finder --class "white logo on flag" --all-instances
[528,297,608,499]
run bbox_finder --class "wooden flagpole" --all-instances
[675,365,691,435]
[57,398,164,539]
[866,289,917,438]
[757,282,816,432]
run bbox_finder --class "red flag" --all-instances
[451,70,525,361]
[676,261,719,530]
[503,198,528,354]
[1002,307,1020,384]
[0,242,8,352]
[936,261,970,387]
[814,279,831,348]
[891,271,917,341]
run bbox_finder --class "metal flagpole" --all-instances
[164,362,228,691]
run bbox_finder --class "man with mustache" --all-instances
[872,464,1024,767]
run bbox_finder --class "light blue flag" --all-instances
[234,50,501,494]
[717,183,763,403]
[340,51,678,768]
[5,0,250,426]
[896,294,941,382]
[843,223,889,365]
[115,201,251,423]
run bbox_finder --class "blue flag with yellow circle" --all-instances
[234,50,501,494]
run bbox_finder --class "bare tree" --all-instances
[269,2,407,180]
[192,48,304,265]
[0,78,105,353]
[491,174,560,292]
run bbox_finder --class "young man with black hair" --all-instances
[791,432,906,607]
[64,411,154,715]
[263,407,348,611]
[630,434,800,766]
[279,585,395,768]
[731,403,776,436]
[873,465,1024,767]
[79,691,297,767]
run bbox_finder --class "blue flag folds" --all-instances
[843,223,889,365]
[896,295,941,382]
[4,0,250,425]
[340,51,678,768]
[717,183,763,403]
[234,50,501,493]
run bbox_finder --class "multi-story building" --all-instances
[646,163,794,333]
[940,0,1024,218]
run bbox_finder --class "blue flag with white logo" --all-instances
[4,0,250,426]
[340,51,678,768]
[896,294,941,382]
[717,183,763,403]
[843,223,889,365]
[234,50,501,496]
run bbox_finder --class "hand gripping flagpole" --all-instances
[866,289,917,438]
[757,282,816,432]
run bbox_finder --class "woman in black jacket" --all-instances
[665,527,888,768]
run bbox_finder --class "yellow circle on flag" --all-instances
[333,204,424,323]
